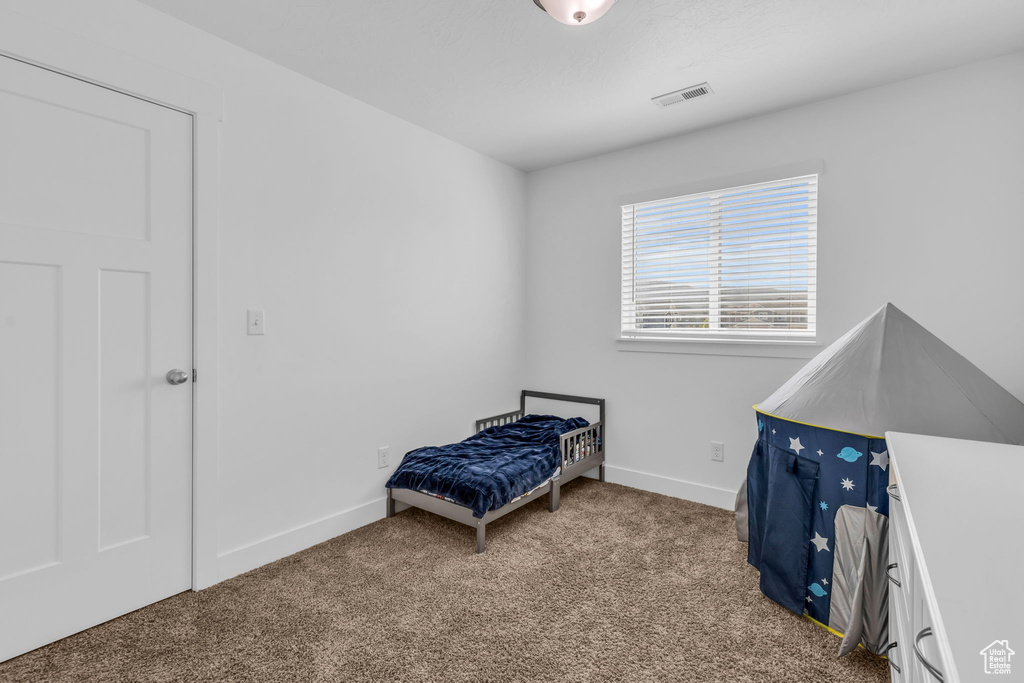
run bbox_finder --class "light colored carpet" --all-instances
[0,479,890,682]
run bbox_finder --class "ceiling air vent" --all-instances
[652,82,714,108]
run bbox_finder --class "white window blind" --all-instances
[621,174,817,342]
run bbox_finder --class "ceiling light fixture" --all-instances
[533,0,617,26]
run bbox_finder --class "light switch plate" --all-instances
[247,309,265,335]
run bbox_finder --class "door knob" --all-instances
[166,369,189,385]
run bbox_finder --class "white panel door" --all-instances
[0,55,193,661]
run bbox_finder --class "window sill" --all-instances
[616,337,821,359]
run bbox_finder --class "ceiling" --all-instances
[137,0,1024,172]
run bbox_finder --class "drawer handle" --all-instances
[914,627,944,681]
[884,641,901,674]
[886,562,901,588]
[886,483,901,501]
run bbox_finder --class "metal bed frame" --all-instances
[386,390,606,553]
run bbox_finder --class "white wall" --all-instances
[3,0,528,581]
[524,52,1024,508]
[7,0,1024,580]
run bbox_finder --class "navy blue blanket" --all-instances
[386,414,588,518]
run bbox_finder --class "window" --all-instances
[621,174,817,342]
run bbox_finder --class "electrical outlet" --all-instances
[711,441,725,462]
[377,446,390,469]
[247,309,265,335]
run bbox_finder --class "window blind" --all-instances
[621,174,817,341]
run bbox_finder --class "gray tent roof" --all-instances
[758,303,1024,444]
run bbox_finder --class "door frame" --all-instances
[0,8,223,589]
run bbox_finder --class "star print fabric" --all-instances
[745,410,889,625]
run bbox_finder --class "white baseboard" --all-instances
[604,465,737,510]
[215,497,384,584]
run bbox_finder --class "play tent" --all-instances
[743,303,1024,655]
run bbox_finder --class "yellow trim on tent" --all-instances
[753,405,885,440]
[804,614,845,639]
[803,616,882,657]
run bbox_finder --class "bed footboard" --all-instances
[559,421,605,483]
[478,391,607,482]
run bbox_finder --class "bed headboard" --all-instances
[475,390,606,434]
[520,390,605,427]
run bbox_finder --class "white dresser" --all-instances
[885,432,1024,683]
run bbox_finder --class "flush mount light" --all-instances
[533,0,617,26]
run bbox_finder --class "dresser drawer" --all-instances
[909,582,947,682]
[886,552,911,641]
[887,478,912,679]
[886,470,952,682]
[886,479,913,626]
[885,432,1024,683]
[888,605,913,678]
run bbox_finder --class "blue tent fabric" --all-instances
[747,439,820,614]
[746,411,889,625]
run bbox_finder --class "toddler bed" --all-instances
[385,390,605,552]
